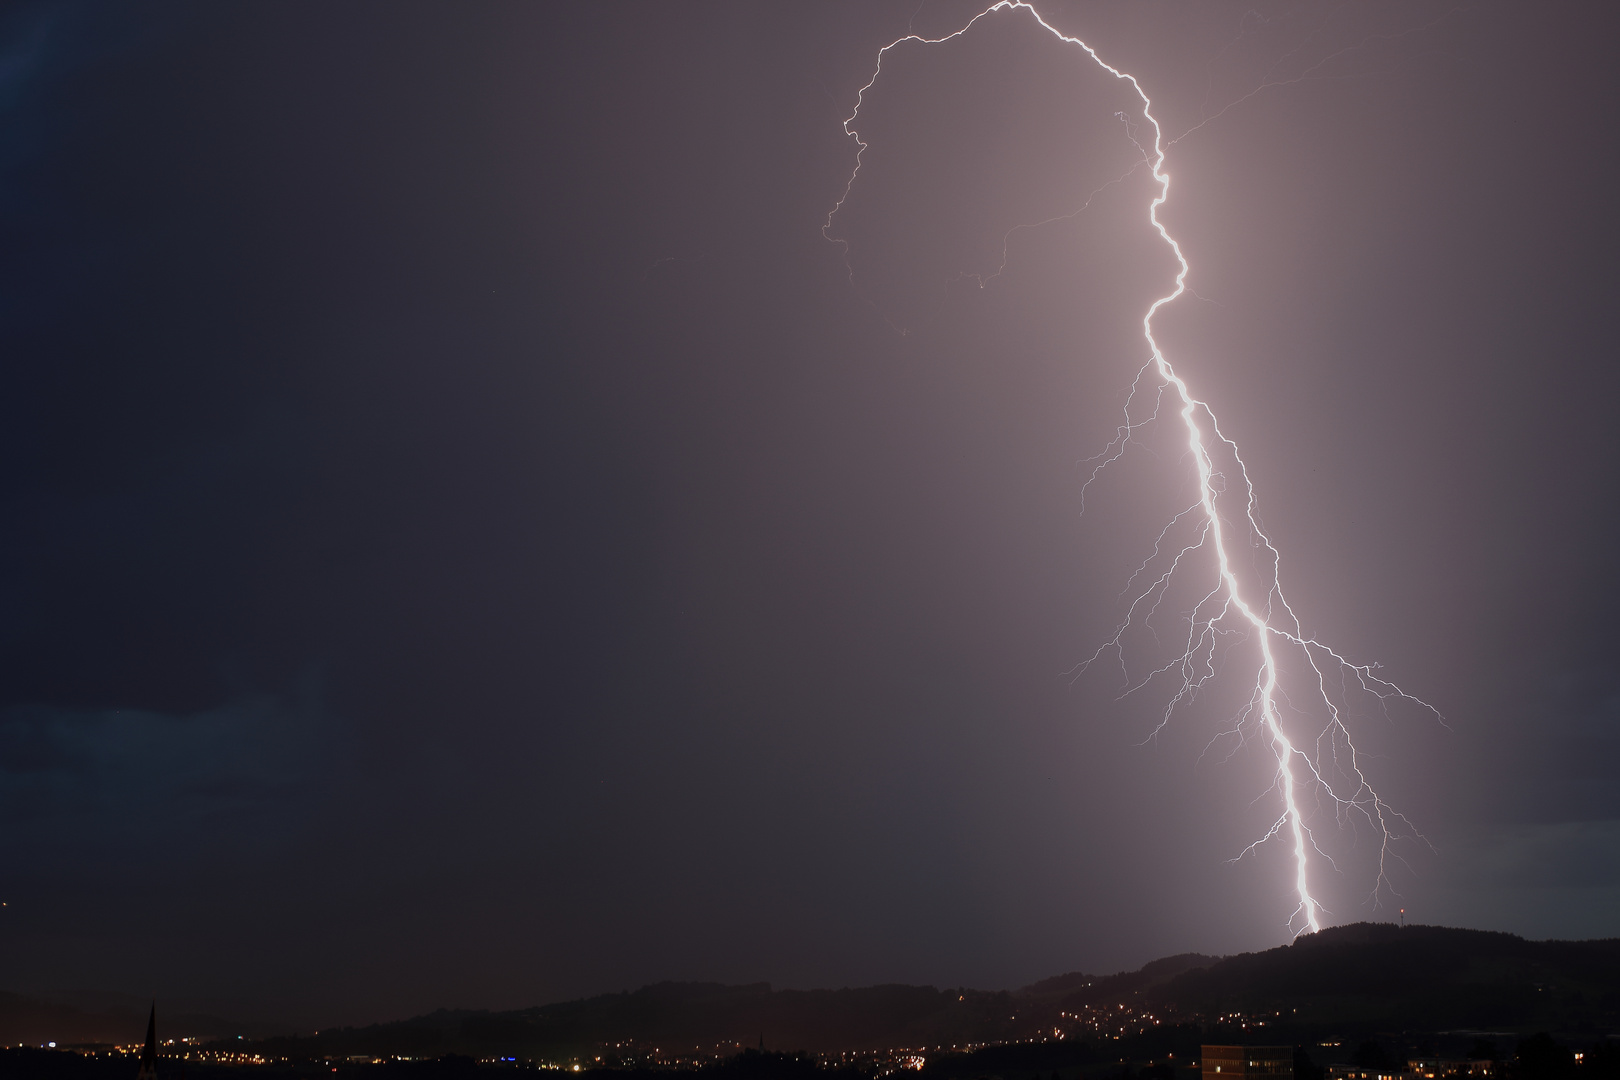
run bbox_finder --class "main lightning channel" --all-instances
[827,1,1437,934]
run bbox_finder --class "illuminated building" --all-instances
[1327,1062,1494,1080]
[1406,1061,1494,1079]
[1203,1046,1295,1080]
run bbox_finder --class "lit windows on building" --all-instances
[1203,1046,1295,1080]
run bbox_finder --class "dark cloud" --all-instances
[0,689,327,852]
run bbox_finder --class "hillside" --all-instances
[223,925,1620,1062]
[238,981,1044,1061]
[1140,924,1620,1034]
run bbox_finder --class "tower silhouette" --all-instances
[136,1004,158,1080]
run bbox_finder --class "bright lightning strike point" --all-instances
[827,2,1439,936]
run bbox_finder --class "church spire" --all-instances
[136,1003,158,1080]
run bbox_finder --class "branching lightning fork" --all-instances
[826,1,1438,935]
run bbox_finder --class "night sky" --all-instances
[2,0,1618,1028]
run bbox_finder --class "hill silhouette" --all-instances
[236,981,1034,1062]
[212,925,1620,1062]
[1140,924,1620,1034]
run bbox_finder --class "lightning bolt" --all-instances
[825,2,1439,935]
